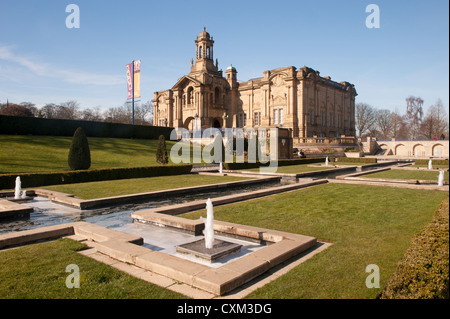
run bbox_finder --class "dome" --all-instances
[227,64,236,71]
[199,27,210,40]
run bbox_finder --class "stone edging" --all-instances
[0,216,317,296]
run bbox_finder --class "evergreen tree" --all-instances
[68,127,91,170]
[156,135,168,165]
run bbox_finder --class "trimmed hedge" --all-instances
[415,159,449,166]
[336,157,377,164]
[0,165,193,189]
[378,197,449,299]
[223,158,333,170]
[0,115,172,139]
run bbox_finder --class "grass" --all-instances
[379,197,449,299]
[0,238,187,299]
[181,183,449,298]
[0,135,178,174]
[40,174,252,200]
[364,169,449,182]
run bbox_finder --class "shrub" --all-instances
[336,157,377,164]
[68,127,91,170]
[415,159,449,166]
[0,115,172,139]
[223,158,331,170]
[378,197,449,299]
[0,165,193,189]
[156,135,168,165]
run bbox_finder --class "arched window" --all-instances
[187,87,194,105]
[199,47,203,58]
[215,87,220,105]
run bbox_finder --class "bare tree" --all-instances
[420,99,449,139]
[134,101,153,125]
[405,96,424,140]
[19,102,39,117]
[390,109,408,139]
[40,103,59,119]
[375,109,392,139]
[81,106,104,122]
[58,100,80,120]
[355,103,376,138]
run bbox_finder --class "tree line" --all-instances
[0,100,154,126]
[356,96,449,140]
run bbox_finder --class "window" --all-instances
[254,112,261,126]
[273,109,278,125]
[321,111,326,126]
[244,113,247,127]
[215,87,220,105]
[279,109,283,125]
[310,110,315,125]
[329,112,333,127]
[187,87,194,105]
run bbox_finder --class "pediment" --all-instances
[172,76,203,90]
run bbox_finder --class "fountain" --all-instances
[438,170,444,187]
[176,198,242,262]
[202,198,215,248]
[428,159,433,170]
[14,176,22,199]
[2,176,34,203]
[325,157,329,167]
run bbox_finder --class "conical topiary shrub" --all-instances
[68,127,91,170]
[156,135,168,165]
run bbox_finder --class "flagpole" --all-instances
[132,60,135,125]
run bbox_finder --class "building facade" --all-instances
[153,29,358,141]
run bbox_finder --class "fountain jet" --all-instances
[438,170,444,187]
[14,176,22,199]
[202,198,215,249]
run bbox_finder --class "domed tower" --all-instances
[191,28,219,75]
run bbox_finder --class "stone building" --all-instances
[153,29,358,142]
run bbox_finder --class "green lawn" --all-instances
[364,169,449,182]
[181,183,449,298]
[40,174,252,200]
[0,135,179,174]
[0,238,187,299]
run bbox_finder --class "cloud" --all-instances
[0,45,124,86]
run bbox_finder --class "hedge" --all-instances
[0,115,172,140]
[336,157,377,164]
[378,197,449,299]
[0,165,193,189]
[415,159,449,166]
[223,158,333,170]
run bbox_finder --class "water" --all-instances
[0,180,280,235]
[114,222,264,268]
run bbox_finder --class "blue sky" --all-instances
[0,0,448,115]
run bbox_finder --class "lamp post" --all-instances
[194,113,199,131]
